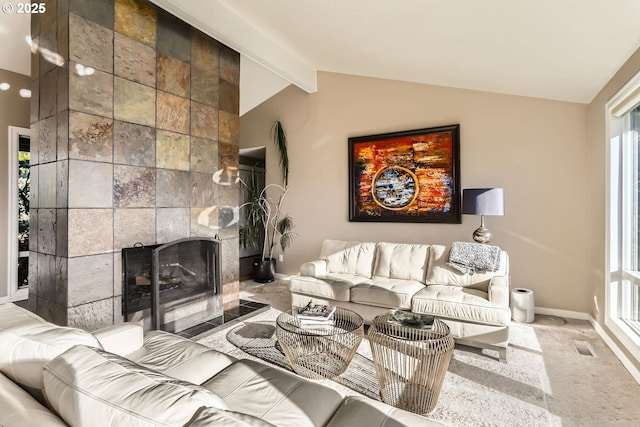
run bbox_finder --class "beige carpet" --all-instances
[197,279,640,427]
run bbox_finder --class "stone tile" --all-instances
[191,207,218,238]
[156,130,189,170]
[221,237,240,287]
[157,208,190,243]
[55,256,69,307]
[70,0,114,30]
[68,298,114,331]
[38,162,57,208]
[57,5,69,66]
[29,209,38,252]
[157,51,190,97]
[157,91,189,134]
[157,169,190,207]
[37,208,56,255]
[191,101,218,140]
[113,121,155,167]
[191,173,216,208]
[190,137,218,173]
[114,0,156,48]
[31,14,40,44]
[30,121,40,166]
[57,110,69,160]
[39,68,57,120]
[37,253,57,301]
[68,111,113,162]
[114,208,155,248]
[30,79,39,125]
[220,45,240,85]
[39,115,57,163]
[68,160,113,208]
[68,208,113,256]
[57,63,69,114]
[56,208,68,257]
[157,10,190,63]
[67,254,114,306]
[223,280,240,307]
[30,33,40,78]
[69,13,114,73]
[114,33,156,86]
[69,66,113,118]
[113,165,155,208]
[217,194,238,240]
[191,66,218,107]
[219,111,239,145]
[219,142,239,172]
[38,21,58,76]
[56,160,69,209]
[30,166,39,209]
[191,30,219,71]
[114,77,156,127]
[40,0,57,30]
[113,251,122,297]
[219,80,239,115]
[37,297,67,325]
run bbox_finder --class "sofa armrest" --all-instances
[488,275,510,307]
[300,259,327,277]
[92,323,144,356]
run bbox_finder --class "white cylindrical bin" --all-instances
[511,288,534,323]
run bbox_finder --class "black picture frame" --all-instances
[348,124,461,223]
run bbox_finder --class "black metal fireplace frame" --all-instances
[122,237,222,330]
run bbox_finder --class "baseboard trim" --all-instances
[534,306,640,384]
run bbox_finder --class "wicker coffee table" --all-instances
[368,313,454,414]
[276,306,364,379]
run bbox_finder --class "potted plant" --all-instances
[240,120,295,283]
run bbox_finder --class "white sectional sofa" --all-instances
[0,302,444,427]
[290,239,511,361]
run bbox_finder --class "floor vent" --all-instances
[572,339,596,357]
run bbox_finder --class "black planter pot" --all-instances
[252,258,276,283]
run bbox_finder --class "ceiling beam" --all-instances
[148,0,317,94]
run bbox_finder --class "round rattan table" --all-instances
[368,313,454,414]
[276,306,364,379]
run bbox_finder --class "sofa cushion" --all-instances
[411,285,511,326]
[43,345,229,427]
[426,245,508,288]
[326,396,446,427]
[202,359,343,427]
[373,242,430,282]
[0,371,67,427]
[351,278,425,310]
[186,407,277,427]
[290,273,370,302]
[320,239,376,277]
[127,330,237,385]
[0,303,102,399]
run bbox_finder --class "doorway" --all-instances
[239,147,266,281]
[6,126,30,302]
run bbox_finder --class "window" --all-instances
[607,74,640,360]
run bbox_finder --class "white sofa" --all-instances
[0,302,445,427]
[290,240,511,361]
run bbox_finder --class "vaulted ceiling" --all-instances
[3,1,640,114]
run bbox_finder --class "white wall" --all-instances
[240,71,589,313]
[0,69,30,298]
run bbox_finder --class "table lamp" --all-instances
[461,188,504,243]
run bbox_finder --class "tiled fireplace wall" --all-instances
[29,0,240,330]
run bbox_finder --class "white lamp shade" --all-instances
[461,188,504,216]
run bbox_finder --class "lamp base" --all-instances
[472,226,493,244]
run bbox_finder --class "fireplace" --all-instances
[122,238,222,332]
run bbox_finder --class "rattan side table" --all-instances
[368,313,454,414]
[276,307,364,380]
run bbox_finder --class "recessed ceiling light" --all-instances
[19,89,31,98]
[0,82,10,91]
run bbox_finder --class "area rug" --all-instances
[198,307,640,427]
[225,319,381,400]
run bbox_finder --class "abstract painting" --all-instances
[348,124,461,223]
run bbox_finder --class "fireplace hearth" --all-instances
[122,238,223,332]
